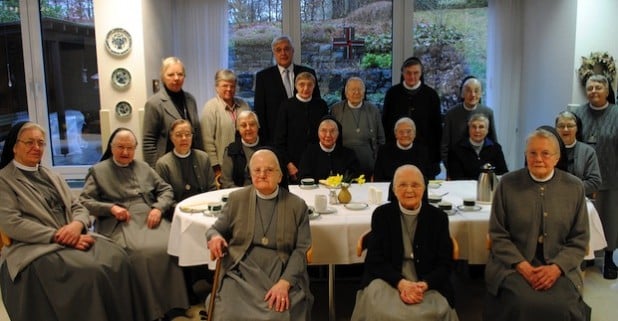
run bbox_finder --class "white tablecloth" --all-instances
[167,181,607,266]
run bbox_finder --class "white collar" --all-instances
[256,186,279,199]
[242,137,260,147]
[529,170,555,182]
[397,142,413,150]
[347,101,363,109]
[296,94,312,103]
[403,81,422,91]
[13,160,39,171]
[469,138,484,147]
[277,65,292,74]
[589,101,610,110]
[173,149,191,158]
[320,143,335,152]
[112,158,131,167]
[463,103,478,111]
[565,141,577,149]
[399,201,421,216]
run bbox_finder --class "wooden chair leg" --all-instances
[207,257,222,321]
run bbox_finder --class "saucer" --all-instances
[299,184,318,190]
[308,212,321,220]
[179,204,209,213]
[443,209,457,216]
[457,205,482,212]
[344,202,369,210]
[316,207,337,214]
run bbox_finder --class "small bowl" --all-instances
[438,201,452,211]
[207,202,223,213]
[300,178,315,186]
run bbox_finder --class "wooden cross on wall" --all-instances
[332,27,365,59]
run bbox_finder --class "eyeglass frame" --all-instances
[17,139,47,148]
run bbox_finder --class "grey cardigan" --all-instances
[80,159,174,236]
[142,89,203,167]
[155,149,217,205]
[569,141,601,195]
[206,186,311,286]
[0,162,90,280]
[486,169,589,296]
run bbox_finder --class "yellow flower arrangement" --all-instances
[578,51,616,86]
[322,173,365,188]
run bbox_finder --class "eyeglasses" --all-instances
[395,183,424,190]
[274,46,293,54]
[526,151,556,159]
[251,167,278,176]
[396,129,414,136]
[173,132,193,138]
[18,139,47,148]
[113,145,136,152]
[556,124,576,130]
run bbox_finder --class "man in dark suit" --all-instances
[254,35,321,144]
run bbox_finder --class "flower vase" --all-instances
[338,184,352,204]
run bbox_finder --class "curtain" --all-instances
[172,0,228,113]
[486,0,523,170]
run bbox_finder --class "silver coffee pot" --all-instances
[477,163,498,203]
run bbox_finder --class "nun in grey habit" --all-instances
[80,127,189,320]
[0,122,145,321]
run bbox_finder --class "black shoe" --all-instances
[603,260,618,279]
[165,308,188,320]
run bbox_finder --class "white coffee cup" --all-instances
[314,194,328,212]
[368,187,377,204]
[374,190,383,204]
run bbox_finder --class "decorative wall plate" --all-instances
[105,28,132,57]
[111,68,131,89]
[115,101,132,119]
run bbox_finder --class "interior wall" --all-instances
[571,0,618,105]
[515,0,577,165]
[93,0,172,160]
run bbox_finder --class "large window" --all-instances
[228,0,283,107]
[0,0,101,171]
[413,0,488,113]
[39,0,101,166]
[300,0,393,108]
[0,1,28,155]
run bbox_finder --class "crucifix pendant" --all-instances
[356,128,360,133]
[185,184,191,190]
[261,237,269,246]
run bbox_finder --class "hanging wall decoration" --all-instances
[105,28,132,57]
[578,51,616,86]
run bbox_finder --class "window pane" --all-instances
[301,0,393,109]
[228,0,283,108]
[413,0,488,113]
[0,2,29,156]
[39,0,101,166]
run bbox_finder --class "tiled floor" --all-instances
[0,259,617,321]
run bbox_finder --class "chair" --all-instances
[0,230,11,251]
[356,229,460,260]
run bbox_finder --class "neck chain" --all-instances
[346,104,362,133]
[256,196,277,246]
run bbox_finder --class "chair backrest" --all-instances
[356,229,460,260]
[356,229,372,257]
[0,230,11,251]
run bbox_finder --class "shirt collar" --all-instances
[13,160,39,172]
